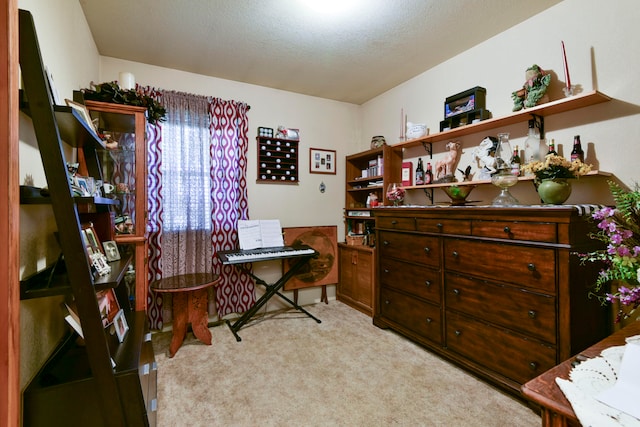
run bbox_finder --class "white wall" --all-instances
[361,0,640,206]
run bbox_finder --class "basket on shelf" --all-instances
[346,235,366,246]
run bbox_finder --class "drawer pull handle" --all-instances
[453,289,460,295]
[385,300,390,305]
[452,251,459,258]
[528,310,537,319]
[529,362,538,370]
[384,269,389,274]
[383,240,390,246]
[391,220,398,225]
[425,280,431,287]
[527,263,536,271]
[424,247,430,254]
[436,223,443,229]
[455,330,462,336]
[503,226,511,233]
[426,317,433,324]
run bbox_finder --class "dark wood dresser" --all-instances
[373,206,610,397]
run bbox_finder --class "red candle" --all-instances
[562,41,571,90]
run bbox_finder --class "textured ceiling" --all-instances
[79,0,562,104]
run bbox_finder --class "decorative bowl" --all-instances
[440,184,476,205]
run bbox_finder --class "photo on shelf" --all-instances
[65,99,97,134]
[96,288,120,327]
[113,309,129,343]
[103,241,121,262]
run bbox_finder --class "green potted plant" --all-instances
[81,81,166,125]
[521,154,592,204]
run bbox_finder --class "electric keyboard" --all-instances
[218,245,317,264]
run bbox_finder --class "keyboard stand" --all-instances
[218,249,322,342]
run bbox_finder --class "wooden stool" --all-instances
[150,273,221,357]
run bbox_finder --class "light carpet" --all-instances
[151,301,541,426]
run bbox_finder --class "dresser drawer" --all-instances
[380,287,442,344]
[416,218,471,235]
[380,258,441,304]
[445,273,556,343]
[377,216,415,231]
[472,220,557,243]
[446,312,556,384]
[444,239,556,293]
[379,231,440,267]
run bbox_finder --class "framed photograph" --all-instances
[103,241,121,262]
[74,176,90,196]
[82,223,103,255]
[309,148,336,175]
[96,288,120,327]
[113,309,129,342]
[65,99,97,134]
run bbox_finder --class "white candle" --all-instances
[119,72,135,90]
[561,41,571,90]
[400,108,404,138]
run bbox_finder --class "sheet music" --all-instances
[238,219,284,250]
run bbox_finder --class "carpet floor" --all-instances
[151,301,541,426]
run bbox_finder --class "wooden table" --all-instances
[150,273,221,357]
[521,321,640,426]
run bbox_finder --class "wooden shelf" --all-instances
[402,170,612,190]
[396,91,611,150]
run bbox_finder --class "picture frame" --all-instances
[282,225,338,291]
[65,99,97,134]
[113,309,129,343]
[74,176,90,196]
[103,241,121,262]
[96,288,120,327]
[309,148,336,175]
[82,223,103,255]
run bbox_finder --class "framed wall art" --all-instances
[309,148,336,175]
[282,225,338,291]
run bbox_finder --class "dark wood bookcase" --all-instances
[19,9,156,426]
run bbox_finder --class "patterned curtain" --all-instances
[139,85,164,329]
[140,86,253,328]
[209,98,255,317]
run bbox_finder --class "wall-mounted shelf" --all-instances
[402,170,612,191]
[397,91,611,151]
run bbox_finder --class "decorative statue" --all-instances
[471,136,498,180]
[434,141,462,182]
[511,64,551,111]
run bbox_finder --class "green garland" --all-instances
[81,81,166,125]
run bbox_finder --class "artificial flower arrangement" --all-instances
[81,81,166,125]
[521,153,592,180]
[581,181,640,322]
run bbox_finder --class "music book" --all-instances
[238,219,284,250]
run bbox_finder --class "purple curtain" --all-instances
[209,98,255,317]
[140,86,254,328]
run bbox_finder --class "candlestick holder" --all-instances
[563,85,575,97]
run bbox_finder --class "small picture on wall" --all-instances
[309,148,336,175]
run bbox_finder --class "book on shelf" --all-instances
[347,210,371,217]
[402,161,413,186]
[63,301,83,338]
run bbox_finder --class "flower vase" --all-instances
[537,178,572,204]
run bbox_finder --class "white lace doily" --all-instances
[556,335,640,427]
